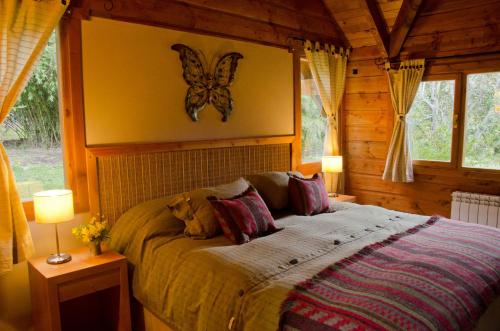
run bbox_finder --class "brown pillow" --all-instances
[167,178,249,239]
[245,171,303,210]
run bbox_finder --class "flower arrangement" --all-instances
[72,214,110,255]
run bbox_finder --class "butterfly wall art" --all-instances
[171,44,243,122]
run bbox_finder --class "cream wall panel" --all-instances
[82,18,294,145]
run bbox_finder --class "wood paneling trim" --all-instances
[54,16,89,217]
[87,135,295,156]
[292,52,301,170]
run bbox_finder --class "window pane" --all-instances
[463,72,500,170]
[407,80,455,162]
[0,32,64,201]
[300,60,326,163]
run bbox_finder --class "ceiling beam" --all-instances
[389,0,424,59]
[359,0,390,58]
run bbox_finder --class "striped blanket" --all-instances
[280,216,500,331]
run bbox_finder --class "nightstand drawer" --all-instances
[58,268,121,302]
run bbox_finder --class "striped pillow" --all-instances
[208,186,280,244]
[288,173,329,216]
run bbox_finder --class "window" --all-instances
[463,72,500,170]
[407,79,456,162]
[300,59,327,164]
[407,71,499,171]
[0,32,65,201]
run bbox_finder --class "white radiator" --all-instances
[451,191,500,228]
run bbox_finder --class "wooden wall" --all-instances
[343,0,500,216]
[402,0,500,58]
[344,51,500,217]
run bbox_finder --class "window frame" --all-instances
[410,73,462,169]
[457,68,500,174]
[22,15,88,220]
[293,53,323,175]
[412,69,499,175]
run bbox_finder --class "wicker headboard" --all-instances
[86,136,294,224]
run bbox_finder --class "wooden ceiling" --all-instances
[324,0,500,60]
[73,0,500,60]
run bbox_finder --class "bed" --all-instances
[109,199,500,331]
[86,141,500,331]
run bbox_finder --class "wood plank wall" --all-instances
[343,0,500,217]
[402,0,500,58]
[345,48,500,217]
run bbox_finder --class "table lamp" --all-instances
[33,189,74,264]
[321,155,343,197]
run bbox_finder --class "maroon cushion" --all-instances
[288,173,329,216]
[208,186,280,244]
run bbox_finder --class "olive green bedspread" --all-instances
[110,200,500,331]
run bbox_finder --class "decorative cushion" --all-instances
[167,178,249,239]
[208,186,280,244]
[245,171,303,210]
[288,173,329,216]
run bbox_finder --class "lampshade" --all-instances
[33,190,74,224]
[322,155,343,173]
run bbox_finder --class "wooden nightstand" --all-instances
[28,248,131,331]
[330,194,357,203]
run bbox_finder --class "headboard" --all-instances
[86,135,294,224]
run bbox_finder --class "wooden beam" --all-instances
[72,0,344,49]
[390,0,424,59]
[359,0,390,58]
[86,135,296,156]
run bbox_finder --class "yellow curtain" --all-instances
[0,0,69,275]
[304,40,349,192]
[382,59,425,183]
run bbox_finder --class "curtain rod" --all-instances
[382,50,500,66]
[288,37,352,53]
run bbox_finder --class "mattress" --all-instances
[111,201,500,331]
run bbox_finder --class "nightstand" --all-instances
[28,248,131,331]
[329,194,357,203]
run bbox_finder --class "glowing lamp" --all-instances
[33,189,74,264]
[322,155,343,174]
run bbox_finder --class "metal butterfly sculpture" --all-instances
[171,44,243,122]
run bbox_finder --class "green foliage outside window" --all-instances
[407,80,454,162]
[4,33,60,147]
[301,95,327,163]
[0,32,63,200]
[463,72,500,169]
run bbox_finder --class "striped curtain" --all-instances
[382,59,425,183]
[0,0,68,275]
[304,40,349,192]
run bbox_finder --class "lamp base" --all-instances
[46,253,72,265]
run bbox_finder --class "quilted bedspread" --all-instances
[280,216,500,331]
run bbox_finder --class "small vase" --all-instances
[89,241,102,256]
